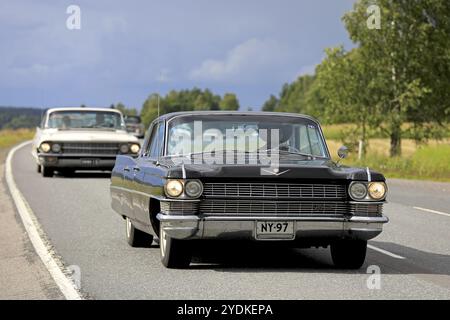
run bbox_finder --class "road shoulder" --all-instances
[0,158,64,299]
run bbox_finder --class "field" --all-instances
[326,136,450,182]
[0,129,35,162]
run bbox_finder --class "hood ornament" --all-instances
[261,168,290,176]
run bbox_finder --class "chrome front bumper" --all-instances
[157,213,389,242]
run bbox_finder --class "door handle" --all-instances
[133,167,141,172]
[123,166,130,172]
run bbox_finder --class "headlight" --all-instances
[185,180,203,198]
[40,142,51,153]
[349,182,368,200]
[130,144,140,154]
[165,180,183,197]
[120,144,129,154]
[51,143,61,153]
[368,182,387,200]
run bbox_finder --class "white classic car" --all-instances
[32,107,141,177]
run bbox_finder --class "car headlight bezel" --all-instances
[348,181,387,201]
[39,142,51,153]
[119,144,130,154]
[184,180,203,198]
[51,143,61,153]
[164,179,184,198]
[349,182,368,200]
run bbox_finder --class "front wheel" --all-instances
[330,239,367,269]
[160,225,192,269]
[125,217,153,247]
[41,166,54,177]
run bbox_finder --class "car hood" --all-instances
[38,129,139,143]
[161,158,384,182]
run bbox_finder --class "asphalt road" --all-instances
[11,144,450,299]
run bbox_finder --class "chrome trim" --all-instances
[157,213,388,240]
[349,216,389,223]
[366,167,372,182]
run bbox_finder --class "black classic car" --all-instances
[110,111,388,269]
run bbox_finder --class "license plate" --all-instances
[81,158,99,166]
[255,221,294,240]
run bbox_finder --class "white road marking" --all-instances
[368,244,406,260]
[5,141,82,300]
[413,206,450,218]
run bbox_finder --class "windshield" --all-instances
[166,115,328,158]
[47,111,125,130]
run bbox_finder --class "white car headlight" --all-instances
[349,182,368,200]
[130,144,140,154]
[164,180,183,197]
[368,182,387,200]
[184,180,203,198]
[40,142,51,153]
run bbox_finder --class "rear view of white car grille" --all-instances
[202,183,346,199]
[61,142,119,155]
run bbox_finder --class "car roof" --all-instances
[46,107,123,114]
[156,111,320,124]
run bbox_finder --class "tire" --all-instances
[159,224,192,269]
[37,164,41,173]
[125,217,153,247]
[41,166,54,177]
[331,239,367,269]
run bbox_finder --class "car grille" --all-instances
[160,201,199,215]
[202,183,346,200]
[61,142,119,155]
[200,200,348,216]
[349,203,383,217]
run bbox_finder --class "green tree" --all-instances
[342,0,450,156]
[315,47,375,157]
[219,93,240,111]
[262,95,278,112]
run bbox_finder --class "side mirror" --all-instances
[337,146,349,159]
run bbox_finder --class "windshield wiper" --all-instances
[258,149,327,160]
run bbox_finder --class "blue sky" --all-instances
[0,0,355,110]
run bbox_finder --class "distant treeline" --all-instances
[0,106,43,129]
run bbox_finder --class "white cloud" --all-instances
[189,38,289,82]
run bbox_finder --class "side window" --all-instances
[150,122,165,157]
[145,123,159,157]
[307,125,325,156]
[146,122,165,158]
